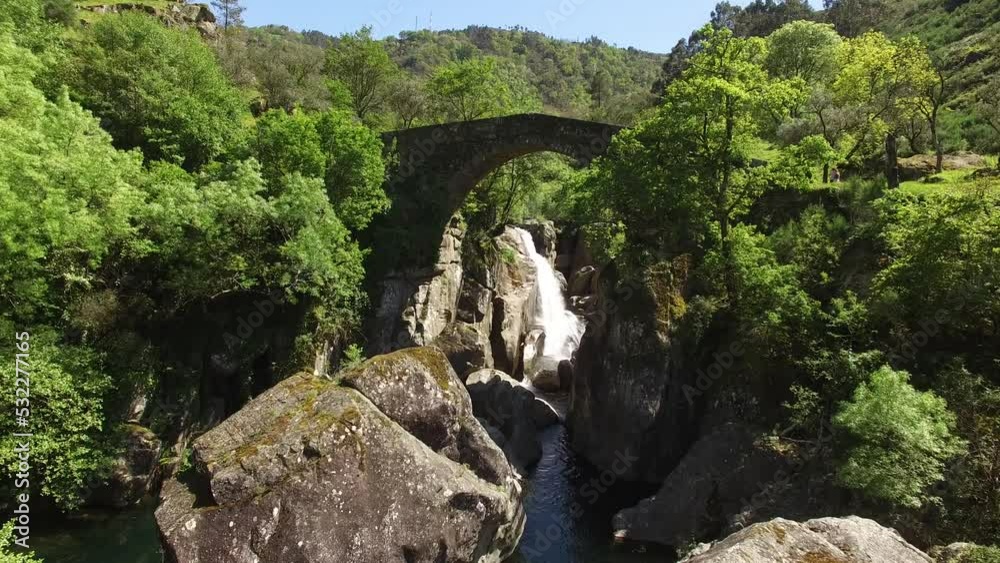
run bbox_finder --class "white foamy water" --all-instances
[514,228,586,362]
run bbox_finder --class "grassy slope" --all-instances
[884,0,1000,107]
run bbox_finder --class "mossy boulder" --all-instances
[340,347,511,485]
[156,362,525,563]
[679,517,932,563]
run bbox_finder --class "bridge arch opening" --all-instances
[373,114,623,270]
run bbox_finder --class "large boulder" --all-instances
[680,517,932,563]
[526,356,561,392]
[612,424,789,547]
[520,329,546,377]
[340,348,510,484]
[490,228,538,376]
[157,349,524,563]
[466,369,559,470]
[568,256,697,482]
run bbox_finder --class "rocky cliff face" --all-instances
[156,347,525,563]
[568,256,698,483]
[370,218,541,382]
[80,1,219,37]
[488,228,539,377]
[679,517,933,563]
[371,216,467,354]
[611,424,790,546]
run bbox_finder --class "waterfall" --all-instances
[514,228,586,362]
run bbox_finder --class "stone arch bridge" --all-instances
[376,113,624,266]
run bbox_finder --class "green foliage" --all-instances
[869,191,1000,340]
[387,26,662,121]
[210,0,245,29]
[766,20,842,83]
[215,27,331,112]
[768,204,850,293]
[834,366,967,508]
[957,546,1000,563]
[313,109,389,231]
[0,325,114,511]
[699,224,821,357]
[254,108,326,185]
[68,13,250,169]
[0,33,145,318]
[574,25,807,269]
[824,0,891,38]
[936,363,1000,543]
[0,521,43,563]
[341,343,365,370]
[427,57,540,122]
[324,27,398,123]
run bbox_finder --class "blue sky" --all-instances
[240,1,813,54]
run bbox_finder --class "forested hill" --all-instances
[232,24,665,124]
[384,27,665,120]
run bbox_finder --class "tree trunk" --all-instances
[931,109,943,174]
[885,133,900,189]
[823,163,830,184]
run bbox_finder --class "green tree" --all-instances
[427,57,540,122]
[832,32,935,187]
[313,110,389,231]
[211,0,245,30]
[766,21,841,85]
[0,327,113,511]
[834,366,966,509]
[0,32,145,319]
[68,13,250,169]
[325,27,398,123]
[254,108,326,186]
[975,75,1000,169]
[823,0,889,38]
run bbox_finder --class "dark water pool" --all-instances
[29,422,674,563]
[31,503,162,563]
[510,423,676,563]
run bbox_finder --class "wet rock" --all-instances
[157,357,524,563]
[558,359,574,391]
[516,220,558,264]
[569,257,696,482]
[90,424,161,508]
[679,517,932,563]
[613,424,788,547]
[555,270,568,293]
[521,329,546,376]
[568,265,597,296]
[466,369,558,470]
[527,356,560,392]
[490,228,538,375]
[569,295,598,314]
